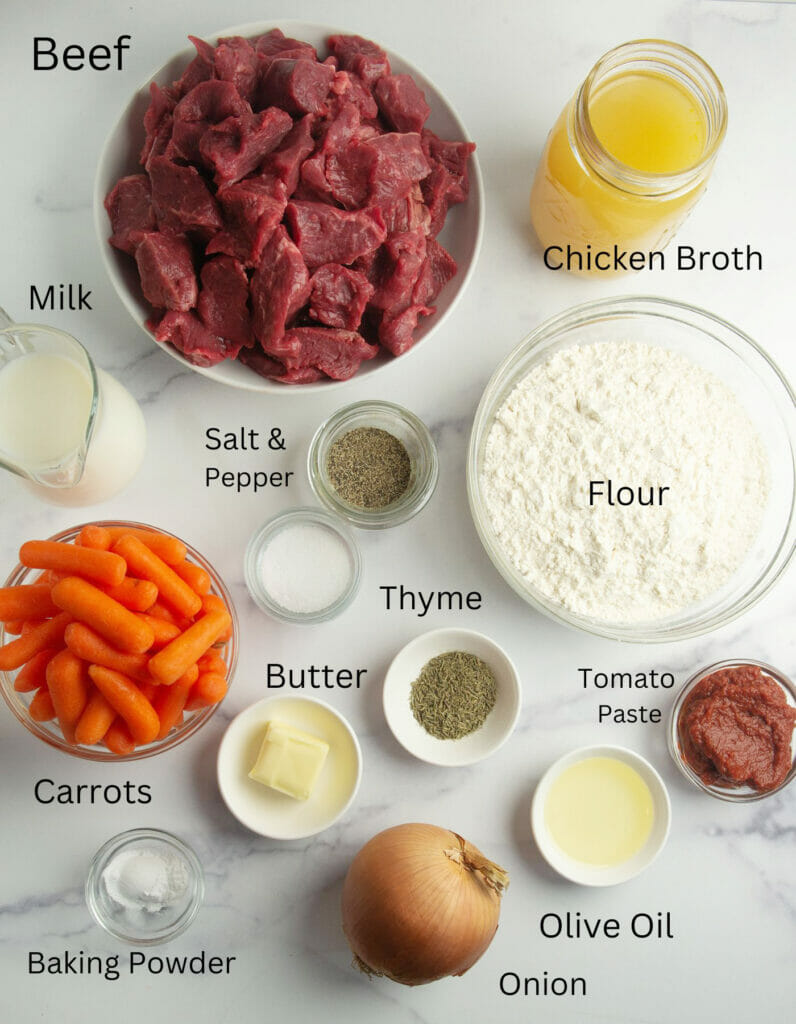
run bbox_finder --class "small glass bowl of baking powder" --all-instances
[244,507,362,624]
[307,401,439,529]
[86,828,204,945]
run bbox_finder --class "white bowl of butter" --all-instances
[531,745,670,886]
[217,696,362,840]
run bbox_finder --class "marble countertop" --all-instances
[1,0,794,1021]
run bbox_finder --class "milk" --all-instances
[0,351,146,506]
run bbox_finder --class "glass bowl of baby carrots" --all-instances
[0,520,237,760]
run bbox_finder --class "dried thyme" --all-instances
[410,651,498,740]
[327,427,411,509]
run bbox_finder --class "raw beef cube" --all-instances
[285,201,386,268]
[378,182,431,234]
[308,264,374,330]
[173,37,216,97]
[169,80,250,164]
[238,347,324,384]
[328,35,390,87]
[135,232,197,311]
[269,326,377,380]
[197,256,252,348]
[105,174,156,254]
[420,130,475,234]
[369,228,427,311]
[374,73,430,133]
[214,36,260,103]
[326,141,376,209]
[378,304,433,356]
[254,29,317,62]
[258,58,335,116]
[365,133,431,206]
[200,107,292,186]
[328,70,378,120]
[412,238,457,305]
[250,225,311,350]
[149,156,223,234]
[206,177,287,267]
[154,310,241,366]
[260,114,316,196]
[298,102,362,202]
[140,82,176,166]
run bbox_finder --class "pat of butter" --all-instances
[248,720,329,800]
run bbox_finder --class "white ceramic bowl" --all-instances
[94,21,484,392]
[382,628,521,767]
[217,695,362,839]
[531,744,671,886]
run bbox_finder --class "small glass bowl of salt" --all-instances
[244,507,362,624]
[86,828,204,944]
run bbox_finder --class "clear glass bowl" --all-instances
[86,828,204,944]
[244,507,361,624]
[467,296,796,642]
[668,659,796,802]
[0,520,238,760]
[307,401,439,529]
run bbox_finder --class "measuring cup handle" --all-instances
[0,307,14,329]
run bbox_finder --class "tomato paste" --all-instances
[678,664,796,792]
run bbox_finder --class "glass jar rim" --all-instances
[573,38,728,197]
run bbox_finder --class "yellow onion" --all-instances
[341,823,509,986]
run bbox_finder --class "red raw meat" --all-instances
[105,175,156,254]
[286,201,386,268]
[269,326,377,380]
[238,346,324,384]
[374,74,430,134]
[328,70,379,120]
[207,177,287,267]
[140,83,176,166]
[149,156,223,234]
[200,107,292,186]
[366,133,431,206]
[421,130,475,235]
[168,80,250,165]
[255,29,317,62]
[197,256,252,348]
[413,238,458,305]
[214,36,261,103]
[378,183,431,234]
[379,304,434,356]
[135,233,197,311]
[309,264,374,330]
[260,114,316,196]
[328,35,390,87]
[154,310,242,366]
[251,225,310,350]
[258,58,335,116]
[369,227,427,311]
[173,37,216,97]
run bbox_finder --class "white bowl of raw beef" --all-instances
[94,21,483,392]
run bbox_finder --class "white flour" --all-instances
[481,341,770,622]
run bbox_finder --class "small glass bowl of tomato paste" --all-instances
[668,659,796,802]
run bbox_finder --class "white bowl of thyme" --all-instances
[383,628,521,766]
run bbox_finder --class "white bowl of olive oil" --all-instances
[531,745,671,886]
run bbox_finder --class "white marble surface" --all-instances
[1,0,794,1021]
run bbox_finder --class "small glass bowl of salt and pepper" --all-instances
[308,400,439,529]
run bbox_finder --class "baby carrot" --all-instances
[104,527,186,566]
[201,594,232,643]
[198,649,227,676]
[74,687,116,746]
[153,678,193,740]
[112,535,201,620]
[78,524,112,551]
[147,600,191,631]
[0,585,58,622]
[103,719,136,756]
[47,650,89,735]
[20,540,126,588]
[136,613,181,649]
[173,560,211,596]
[52,577,154,655]
[4,620,24,636]
[148,606,231,686]
[102,577,158,612]
[29,687,56,722]
[0,612,71,671]
[64,622,152,684]
[88,665,160,745]
[185,672,228,711]
[137,680,158,703]
[13,647,57,692]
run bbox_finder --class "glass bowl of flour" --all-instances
[467,296,796,642]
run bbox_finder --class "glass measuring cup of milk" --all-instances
[0,308,146,505]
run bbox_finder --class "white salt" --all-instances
[259,523,353,614]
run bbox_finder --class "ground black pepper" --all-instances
[327,427,411,509]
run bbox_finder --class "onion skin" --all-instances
[341,823,509,986]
